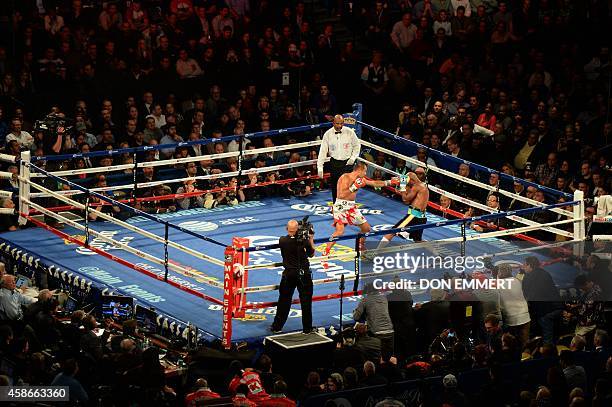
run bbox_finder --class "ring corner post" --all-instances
[573,190,585,257]
[18,151,31,226]
[232,237,250,320]
[222,237,250,349]
[222,244,236,350]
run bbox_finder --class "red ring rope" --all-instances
[33,173,329,214]
[21,212,224,306]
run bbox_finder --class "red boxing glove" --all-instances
[386,177,401,187]
[349,177,365,192]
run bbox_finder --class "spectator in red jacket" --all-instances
[228,360,269,403]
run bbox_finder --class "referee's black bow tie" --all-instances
[335,131,342,134]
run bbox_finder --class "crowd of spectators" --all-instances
[0,0,607,235]
[0,253,611,406]
[0,0,610,406]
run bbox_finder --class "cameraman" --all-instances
[271,219,316,334]
[38,113,69,229]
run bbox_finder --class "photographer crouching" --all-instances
[271,217,316,334]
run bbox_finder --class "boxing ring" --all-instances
[0,104,596,346]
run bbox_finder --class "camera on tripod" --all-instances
[296,216,314,243]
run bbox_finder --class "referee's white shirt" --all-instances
[317,126,361,174]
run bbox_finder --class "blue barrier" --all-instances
[357,120,574,199]
[245,199,579,252]
[32,122,334,163]
[28,103,368,163]
[28,162,228,247]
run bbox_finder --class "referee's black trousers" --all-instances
[272,269,313,333]
[328,158,352,203]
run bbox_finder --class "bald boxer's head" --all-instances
[286,220,299,237]
[415,167,426,181]
[333,114,344,132]
[407,171,421,186]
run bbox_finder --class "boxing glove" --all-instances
[349,177,366,192]
[399,176,408,191]
[385,177,401,187]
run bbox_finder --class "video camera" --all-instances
[34,113,73,137]
[296,216,314,243]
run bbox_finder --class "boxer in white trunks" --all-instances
[324,161,400,257]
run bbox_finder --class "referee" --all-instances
[317,114,361,202]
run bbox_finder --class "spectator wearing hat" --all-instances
[74,121,97,148]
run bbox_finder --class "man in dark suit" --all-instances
[415,289,450,351]
[79,315,111,360]
[61,310,85,356]
[521,256,563,344]
[387,286,416,362]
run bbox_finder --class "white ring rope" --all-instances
[25,200,225,289]
[31,140,323,178]
[18,128,586,299]
[482,239,581,259]
[32,151,240,178]
[28,170,241,197]
[238,217,581,293]
[0,153,18,163]
[361,140,574,219]
[27,180,225,269]
[246,251,358,271]
[29,146,328,198]
[241,151,580,272]
[359,157,576,239]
